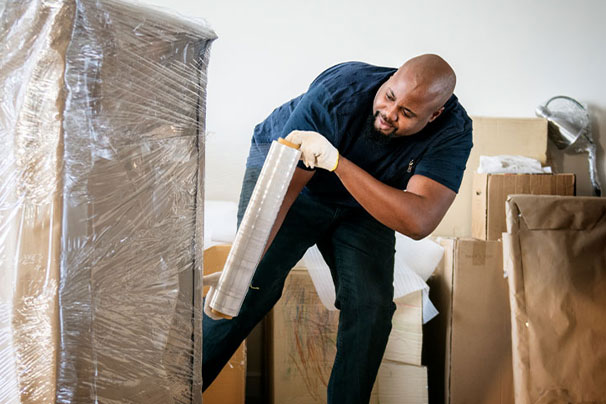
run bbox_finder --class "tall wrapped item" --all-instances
[0,1,216,403]
[502,195,606,404]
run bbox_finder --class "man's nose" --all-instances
[385,104,398,122]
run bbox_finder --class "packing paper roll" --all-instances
[210,140,301,317]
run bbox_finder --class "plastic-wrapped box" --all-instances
[0,1,216,403]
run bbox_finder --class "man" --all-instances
[203,54,472,403]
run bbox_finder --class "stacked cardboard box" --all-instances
[425,117,581,404]
[383,291,423,365]
[374,361,428,404]
[472,173,575,240]
[434,117,549,237]
[268,266,428,404]
[373,291,428,404]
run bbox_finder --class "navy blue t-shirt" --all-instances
[247,62,473,207]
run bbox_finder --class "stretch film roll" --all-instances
[209,139,301,317]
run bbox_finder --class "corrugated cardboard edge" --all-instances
[446,239,456,404]
[487,175,506,241]
[471,174,489,240]
[424,237,455,404]
[503,197,531,404]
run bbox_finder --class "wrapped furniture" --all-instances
[0,0,216,402]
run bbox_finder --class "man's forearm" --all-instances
[334,157,453,239]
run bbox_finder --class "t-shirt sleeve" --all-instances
[413,127,473,193]
[276,85,339,171]
[246,85,337,169]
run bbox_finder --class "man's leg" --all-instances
[317,208,396,404]
[203,167,332,389]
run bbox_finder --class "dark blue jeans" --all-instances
[203,167,396,403]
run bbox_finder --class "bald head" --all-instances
[372,54,457,137]
[396,54,456,110]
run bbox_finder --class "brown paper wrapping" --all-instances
[503,195,606,404]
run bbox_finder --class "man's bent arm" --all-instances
[262,167,315,256]
[334,156,455,239]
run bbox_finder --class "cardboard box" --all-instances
[503,195,606,404]
[434,117,548,237]
[384,290,423,366]
[374,362,428,404]
[472,173,575,240]
[424,238,513,404]
[203,246,246,404]
[268,267,339,404]
[269,268,426,404]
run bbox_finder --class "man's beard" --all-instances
[362,111,398,146]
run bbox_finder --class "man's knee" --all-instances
[342,297,396,328]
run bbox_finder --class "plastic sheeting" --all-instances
[0,0,216,403]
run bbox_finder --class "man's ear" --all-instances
[428,106,445,123]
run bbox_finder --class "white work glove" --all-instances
[203,271,224,320]
[285,130,339,171]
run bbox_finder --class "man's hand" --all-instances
[203,272,223,320]
[285,130,339,171]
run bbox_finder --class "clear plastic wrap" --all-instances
[0,0,216,402]
[209,140,301,318]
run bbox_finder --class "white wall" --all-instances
[142,0,606,199]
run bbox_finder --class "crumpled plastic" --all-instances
[477,155,551,174]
